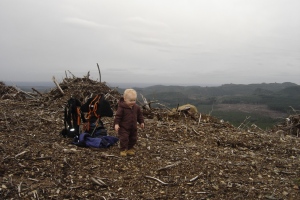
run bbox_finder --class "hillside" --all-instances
[133,82,298,97]
[123,83,300,129]
[1,79,300,199]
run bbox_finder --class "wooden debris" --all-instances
[157,161,181,171]
[144,176,170,185]
[52,76,64,95]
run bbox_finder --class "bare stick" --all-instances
[67,70,76,78]
[144,175,169,185]
[94,176,108,186]
[157,161,181,171]
[33,190,39,199]
[15,151,28,158]
[192,126,200,135]
[189,175,199,182]
[28,178,39,182]
[85,71,90,79]
[13,86,35,98]
[52,76,64,95]
[140,93,150,110]
[91,177,108,187]
[289,106,299,114]
[31,88,43,97]
[198,113,201,126]
[97,63,101,83]
[18,182,22,197]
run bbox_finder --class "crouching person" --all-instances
[114,89,145,156]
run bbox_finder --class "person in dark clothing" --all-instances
[114,89,145,156]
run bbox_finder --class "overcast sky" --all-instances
[1,0,300,87]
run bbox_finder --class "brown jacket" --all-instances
[114,97,144,131]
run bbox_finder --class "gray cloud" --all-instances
[0,0,299,86]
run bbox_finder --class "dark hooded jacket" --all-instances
[114,97,144,131]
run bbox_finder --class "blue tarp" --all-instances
[73,132,119,148]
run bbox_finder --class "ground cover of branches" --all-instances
[0,79,300,200]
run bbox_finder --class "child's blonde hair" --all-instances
[123,89,137,98]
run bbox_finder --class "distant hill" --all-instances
[124,82,299,129]
[130,82,298,97]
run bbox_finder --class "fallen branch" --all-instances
[97,63,101,83]
[189,175,199,182]
[289,106,299,114]
[91,177,108,187]
[144,175,169,185]
[52,76,64,95]
[198,113,201,126]
[28,178,39,182]
[67,70,76,78]
[157,161,181,171]
[32,190,39,199]
[196,191,208,194]
[192,126,200,135]
[15,150,28,158]
[140,93,150,110]
[18,182,22,197]
[31,88,43,97]
[13,86,35,98]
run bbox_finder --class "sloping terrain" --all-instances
[0,78,300,200]
[215,104,286,119]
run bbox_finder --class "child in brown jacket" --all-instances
[114,89,145,156]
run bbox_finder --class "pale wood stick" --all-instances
[13,86,35,98]
[144,175,169,185]
[97,63,101,83]
[157,161,181,171]
[52,76,64,95]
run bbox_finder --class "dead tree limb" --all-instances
[289,106,299,114]
[52,76,64,95]
[85,71,90,79]
[31,88,43,97]
[197,113,202,126]
[144,175,169,185]
[97,63,101,83]
[67,70,76,78]
[140,94,150,110]
[157,161,181,171]
[13,86,35,98]
[91,177,108,187]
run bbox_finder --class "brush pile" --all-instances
[0,76,300,199]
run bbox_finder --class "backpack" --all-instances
[61,97,85,138]
[80,94,113,136]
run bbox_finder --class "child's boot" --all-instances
[127,148,135,156]
[120,150,127,157]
